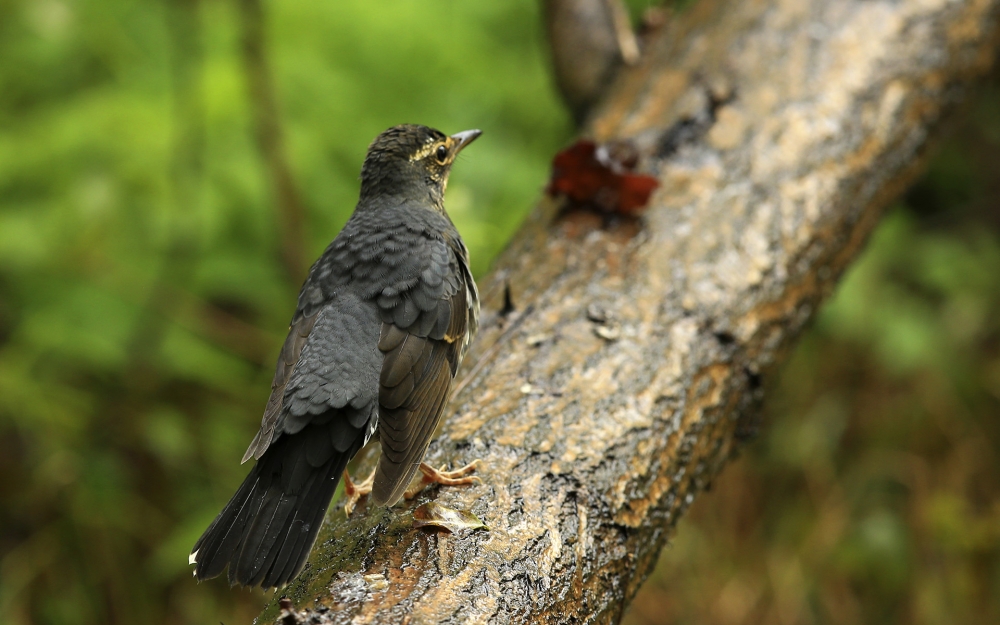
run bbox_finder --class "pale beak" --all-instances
[450,129,482,153]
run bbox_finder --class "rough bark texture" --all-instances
[259,0,1000,623]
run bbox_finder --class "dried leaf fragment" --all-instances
[546,139,659,216]
[412,502,488,533]
[363,573,389,592]
[526,333,549,347]
[586,302,610,323]
[594,322,621,341]
[278,598,303,625]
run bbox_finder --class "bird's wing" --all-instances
[242,313,314,463]
[242,292,381,463]
[369,233,476,506]
[195,292,380,589]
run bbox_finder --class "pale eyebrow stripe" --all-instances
[409,142,434,161]
[409,138,448,162]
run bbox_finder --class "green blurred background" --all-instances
[0,1,997,624]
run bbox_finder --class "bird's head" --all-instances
[359,124,481,208]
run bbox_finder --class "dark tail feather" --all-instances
[191,427,352,588]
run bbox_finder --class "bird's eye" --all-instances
[435,144,449,163]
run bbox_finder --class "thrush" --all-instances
[189,124,481,588]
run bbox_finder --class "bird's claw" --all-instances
[404,460,482,500]
[342,469,375,516]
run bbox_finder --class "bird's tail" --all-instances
[190,426,352,588]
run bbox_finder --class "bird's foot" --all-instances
[342,468,376,516]
[404,460,482,500]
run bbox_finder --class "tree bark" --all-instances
[260,0,1000,622]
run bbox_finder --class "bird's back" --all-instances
[190,124,481,589]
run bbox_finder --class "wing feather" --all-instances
[371,332,456,505]
[371,276,469,505]
[369,229,479,507]
[242,313,318,463]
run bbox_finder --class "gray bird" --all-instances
[190,124,481,588]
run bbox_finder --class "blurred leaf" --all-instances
[412,501,488,533]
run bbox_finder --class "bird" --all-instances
[189,124,482,589]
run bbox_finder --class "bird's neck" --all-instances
[358,179,445,211]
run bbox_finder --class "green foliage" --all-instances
[0,1,568,623]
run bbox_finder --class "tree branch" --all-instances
[238,0,309,284]
[260,0,1000,622]
[543,0,636,124]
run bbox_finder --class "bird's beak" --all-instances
[450,129,482,153]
